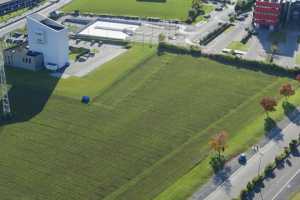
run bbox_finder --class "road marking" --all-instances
[271,169,300,200]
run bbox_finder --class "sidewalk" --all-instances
[191,109,300,200]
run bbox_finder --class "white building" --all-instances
[27,13,69,70]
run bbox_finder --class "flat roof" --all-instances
[28,13,65,31]
[79,20,139,40]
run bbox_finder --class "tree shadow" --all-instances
[264,117,283,141]
[0,67,60,127]
[286,159,292,167]
[291,148,300,157]
[283,102,300,125]
[212,166,233,193]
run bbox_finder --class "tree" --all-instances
[209,131,229,157]
[260,97,277,117]
[192,0,203,11]
[209,131,228,172]
[271,42,278,55]
[280,83,295,101]
[296,74,300,83]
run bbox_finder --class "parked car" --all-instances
[215,6,223,11]
[236,16,246,21]
[238,153,247,164]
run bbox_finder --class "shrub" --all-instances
[289,139,298,152]
[188,8,198,19]
[246,181,254,191]
[240,189,248,200]
[252,175,263,187]
[264,163,274,176]
[275,155,283,166]
[125,43,133,49]
[186,17,193,24]
[190,45,202,56]
[284,146,290,155]
[209,154,226,172]
[200,23,232,45]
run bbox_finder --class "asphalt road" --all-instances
[0,0,72,37]
[202,111,300,200]
[186,4,235,45]
[253,155,300,200]
[204,12,253,54]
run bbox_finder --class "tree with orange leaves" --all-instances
[209,131,229,172]
[260,97,277,117]
[209,131,229,157]
[296,74,300,83]
[279,83,295,101]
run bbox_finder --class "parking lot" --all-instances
[51,40,127,78]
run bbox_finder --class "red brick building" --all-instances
[254,0,283,30]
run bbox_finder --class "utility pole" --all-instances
[0,41,12,120]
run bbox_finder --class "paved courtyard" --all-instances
[51,42,127,78]
[245,28,300,69]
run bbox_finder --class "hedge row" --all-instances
[200,23,232,46]
[202,54,300,78]
[158,42,202,56]
[157,44,300,78]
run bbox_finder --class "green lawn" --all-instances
[290,191,300,200]
[63,0,213,20]
[0,45,297,200]
[295,53,300,65]
[228,41,249,51]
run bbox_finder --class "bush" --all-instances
[284,146,290,156]
[125,43,133,49]
[264,163,274,176]
[190,45,202,56]
[289,139,298,152]
[188,8,198,19]
[246,181,254,191]
[209,154,226,172]
[235,0,254,13]
[275,155,283,166]
[186,17,193,24]
[157,42,201,56]
[241,31,252,44]
[252,175,263,187]
[240,189,248,200]
[201,53,300,78]
[200,23,232,45]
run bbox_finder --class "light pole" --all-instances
[257,146,264,200]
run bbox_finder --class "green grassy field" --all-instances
[290,191,300,200]
[62,0,213,20]
[295,53,300,65]
[0,45,297,200]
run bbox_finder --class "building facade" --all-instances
[27,13,69,70]
[254,0,283,30]
[286,0,300,23]
[4,46,44,71]
[0,0,40,16]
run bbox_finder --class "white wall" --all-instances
[27,16,69,69]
